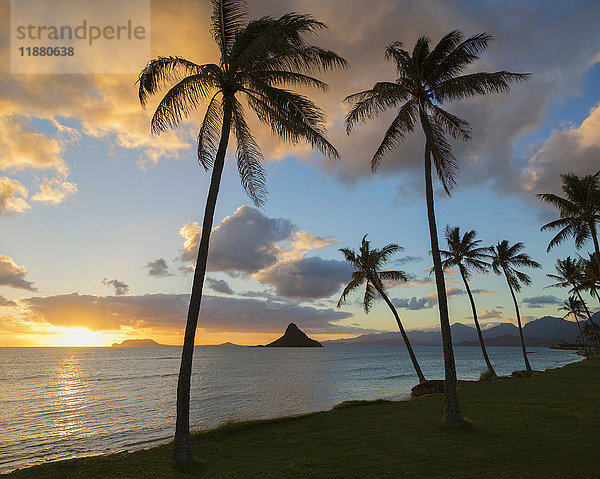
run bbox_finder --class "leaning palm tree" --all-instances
[558,296,591,356]
[440,226,496,377]
[489,240,541,372]
[138,0,346,464]
[344,30,528,427]
[338,235,426,383]
[538,171,600,259]
[547,256,600,348]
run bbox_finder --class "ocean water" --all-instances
[0,345,580,473]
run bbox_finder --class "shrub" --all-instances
[480,368,497,381]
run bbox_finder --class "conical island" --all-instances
[264,323,323,347]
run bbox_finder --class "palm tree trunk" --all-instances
[575,290,600,350]
[574,316,591,356]
[172,95,234,465]
[373,283,426,383]
[588,222,600,264]
[423,137,463,428]
[505,277,532,371]
[459,267,496,377]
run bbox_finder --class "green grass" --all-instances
[6,358,600,478]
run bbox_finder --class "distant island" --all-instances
[262,323,323,347]
[111,339,166,347]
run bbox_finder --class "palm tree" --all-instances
[547,256,600,348]
[440,226,496,377]
[538,171,600,259]
[138,0,346,464]
[338,235,426,383]
[558,296,590,356]
[344,30,528,427]
[579,253,600,303]
[489,240,541,372]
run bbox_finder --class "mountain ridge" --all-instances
[322,315,591,347]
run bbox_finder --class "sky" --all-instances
[1,0,599,347]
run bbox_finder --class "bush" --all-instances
[480,368,497,381]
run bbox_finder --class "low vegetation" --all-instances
[7,358,599,479]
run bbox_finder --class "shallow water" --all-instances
[0,345,580,473]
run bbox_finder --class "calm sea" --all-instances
[0,345,580,473]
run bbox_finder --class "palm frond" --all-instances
[231,98,267,206]
[243,85,339,160]
[411,36,431,80]
[422,113,458,194]
[337,274,365,307]
[363,280,377,313]
[537,192,578,213]
[251,46,347,75]
[211,0,248,60]
[430,105,471,141]
[137,57,205,107]
[150,74,215,135]
[427,32,492,83]
[379,270,408,283]
[339,247,358,267]
[435,71,530,103]
[197,93,223,170]
[344,83,410,134]
[422,30,462,79]
[232,13,329,68]
[378,243,404,264]
[245,70,328,90]
[370,100,417,172]
[384,41,411,74]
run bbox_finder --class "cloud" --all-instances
[506,315,535,326]
[30,178,78,205]
[392,287,466,310]
[0,255,36,291]
[0,295,17,308]
[206,278,234,295]
[254,256,353,299]
[146,258,171,277]
[19,292,368,335]
[279,231,338,262]
[476,309,503,320]
[101,278,130,296]
[522,295,562,308]
[392,296,435,310]
[472,289,496,295]
[402,273,434,287]
[0,115,67,172]
[391,256,424,266]
[0,177,29,215]
[179,206,295,274]
[514,103,600,200]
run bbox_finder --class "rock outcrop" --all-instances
[264,323,323,347]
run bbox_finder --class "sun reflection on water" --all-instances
[54,353,86,437]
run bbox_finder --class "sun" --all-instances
[53,327,108,347]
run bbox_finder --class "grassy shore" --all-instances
[6,357,599,478]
